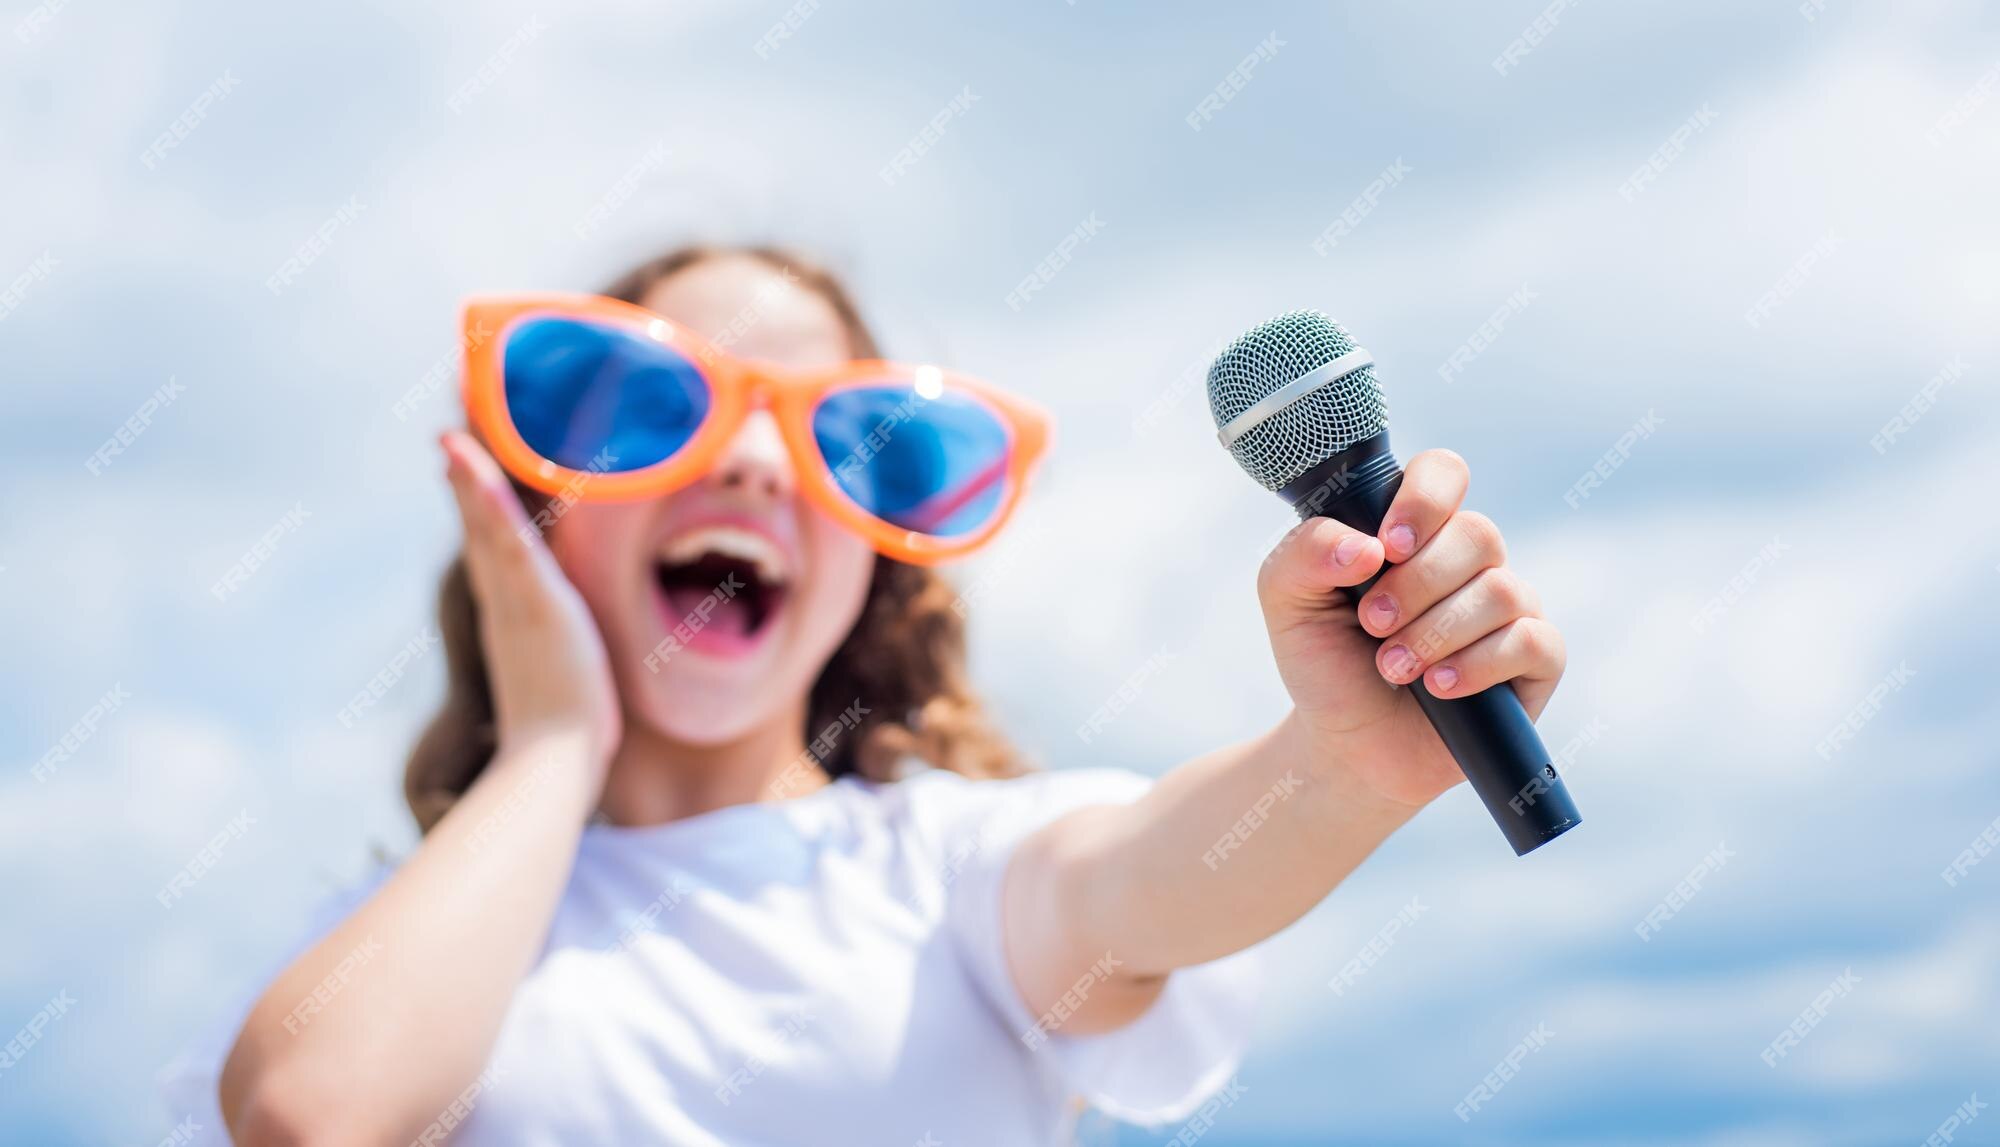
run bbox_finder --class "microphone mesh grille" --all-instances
[1205,310,1388,491]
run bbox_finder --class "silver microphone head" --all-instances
[1206,309,1388,491]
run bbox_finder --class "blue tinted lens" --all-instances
[502,316,709,473]
[813,384,1011,538]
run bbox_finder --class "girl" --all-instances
[175,244,1565,1145]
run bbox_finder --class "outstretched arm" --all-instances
[1004,451,1566,1032]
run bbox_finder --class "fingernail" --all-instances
[1334,534,1367,567]
[1386,523,1417,557]
[1430,665,1459,692]
[1384,645,1416,681]
[1368,594,1397,625]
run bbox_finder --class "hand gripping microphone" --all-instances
[1207,310,1581,856]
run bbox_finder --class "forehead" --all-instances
[638,255,853,368]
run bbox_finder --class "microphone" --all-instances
[1206,310,1581,856]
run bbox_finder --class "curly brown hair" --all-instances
[403,244,1027,833]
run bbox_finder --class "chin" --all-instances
[626,649,815,745]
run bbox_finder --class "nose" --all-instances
[709,409,795,504]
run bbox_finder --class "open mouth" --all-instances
[652,526,792,657]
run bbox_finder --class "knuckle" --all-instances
[490,532,536,573]
[1402,486,1448,523]
[460,488,501,531]
[1515,617,1564,663]
[1428,604,1475,654]
[1302,517,1347,559]
[1478,566,1530,613]
[1515,575,1543,617]
[1255,544,1286,598]
[1454,510,1507,562]
[1261,518,1325,586]
[1407,623,1447,664]
[1254,561,1278,601]
[1302,515,1345,545]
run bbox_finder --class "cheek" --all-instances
[798,513,875,644]
[544,503,644,618]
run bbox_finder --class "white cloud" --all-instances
[7,1,1999,1142]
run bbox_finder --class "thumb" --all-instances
[1256,516,1385,629]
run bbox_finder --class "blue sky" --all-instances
[4,0,1998,1143]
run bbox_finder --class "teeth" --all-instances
[658,526,791,586]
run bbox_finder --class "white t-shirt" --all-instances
[162,767,1260,1145]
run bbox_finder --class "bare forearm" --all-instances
[220,731,600,1143]
[1077,713,1414,973]
[1008,711,1416,1030]
[1006,450,1567,1037]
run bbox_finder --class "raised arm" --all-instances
[1005,451,1566,1032]
[219,433,621,1144]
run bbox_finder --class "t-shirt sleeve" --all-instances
[156,865,393,1143]
[905,767,1262,1127]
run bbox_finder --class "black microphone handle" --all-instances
[1277,431,1581,856]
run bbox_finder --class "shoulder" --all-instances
[868,765,1155,848]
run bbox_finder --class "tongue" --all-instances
[664,583,755,637]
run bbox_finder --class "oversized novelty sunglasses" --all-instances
[461,293,1052,565]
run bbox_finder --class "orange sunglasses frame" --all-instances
[461,293,1052,566]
